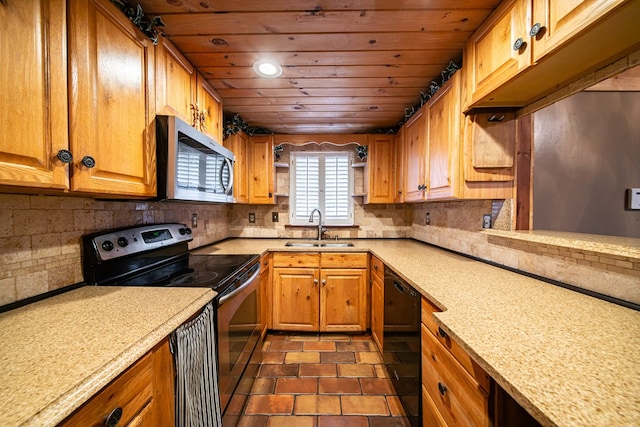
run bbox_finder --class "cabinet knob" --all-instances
[104,407,123,427]
[56,149,73,164]
[313,279,319,285]
[438,382,448,396]
[268,192,273,198]
[438,327,448,338]
[513,37,525,51]
[321,279,326,286]
[81,156,96,168]
[529,22,544,37]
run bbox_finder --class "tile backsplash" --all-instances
[0,194,230,305]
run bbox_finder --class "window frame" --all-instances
[289,150,355,226]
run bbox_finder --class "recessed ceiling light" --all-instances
[253,60,283,78]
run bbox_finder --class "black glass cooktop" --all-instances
[106,253,259,292]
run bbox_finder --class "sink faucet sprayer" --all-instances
[308,209,327,240]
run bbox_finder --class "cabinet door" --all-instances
[394,126,405,203]
[0,0,69,190]
[403,108,426,202]
[426,74,461,201]
[272,268,319,331]
[371,272,384,352]
[196,75,223,143]
[320,269,367,332]
[155,37,196,123]
[365,135,396,203]
[531,0,626,62]
[68,0,156,197]
[224,131,250,203]
[466,0,532,104]
[248,135,275,204]
[259,253,271,332]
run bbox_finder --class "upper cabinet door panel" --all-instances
[467,0,532,103]
[531,0,627,61]
[68,0,156,196]
[156,37,196,122]
[196,76,223,143]
[0,0,69,190]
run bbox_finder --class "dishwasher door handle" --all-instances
[218,265,260,307]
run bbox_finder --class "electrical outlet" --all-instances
[482,214,492,229]
[626,188,640,210]
[426,212,431,225]
[272,212,279,222]
[191,213,198,228]
[248,212,256,223]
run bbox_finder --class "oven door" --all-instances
[216,263,262,413]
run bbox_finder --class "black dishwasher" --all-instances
[383,269,421,427]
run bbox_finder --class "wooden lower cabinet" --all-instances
[272,266,320,332]
[370,255,385,351]
[421,298,492,427]
[271,252,368,333]
[259,253,271,333]
[59,338,174,427]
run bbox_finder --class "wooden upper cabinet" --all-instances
[402,107,427,203]
[426,73,461,201]
[531,0,628,62]
[196,75,223,143]
[365,134,396,204]
[155,37,196,123]
[0,0,69,190]
[68,0,156,197]
[465,0,640,110]
[394,126,405,203]
[466,0,532,106]
[223,131,249,203]
[248,135,275,204]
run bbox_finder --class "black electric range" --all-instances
[81,223,259,294]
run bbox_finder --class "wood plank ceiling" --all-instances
[135,0,501,134]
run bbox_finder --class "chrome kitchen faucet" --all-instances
[308,209,328,240]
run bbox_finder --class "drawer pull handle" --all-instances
[513,37,525,51]
[56,149,73,163]
[529,22,544,37]
[438,327,447,338]
[438,382,448,396]
[105,407,123,427]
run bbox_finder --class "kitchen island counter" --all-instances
[194,238,640,427]
[0,286,214,426]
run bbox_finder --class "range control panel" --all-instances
[88,223,193,261]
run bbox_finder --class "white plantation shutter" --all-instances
[324,154,350,220]
[291,152,353,225]
[294,155,320,218]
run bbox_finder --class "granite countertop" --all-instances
[194,238,640,427]
[0,286,215,427]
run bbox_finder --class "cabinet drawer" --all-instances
[370,255,384,280]
[273,252,320,268]
[422,325,490,427]
[421,298,490,392]
[422,384,448,427]
[320,252,368,268]
[60,350,154,427]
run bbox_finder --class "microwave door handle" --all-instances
[218,266,260,307]
[222,157,234,195]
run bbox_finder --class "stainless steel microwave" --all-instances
[156,115,234,203]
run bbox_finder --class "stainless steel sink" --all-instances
[284,241,318,247]
[319,242,354,247]
[284,241,354,247]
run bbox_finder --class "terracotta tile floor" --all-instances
[232,333,412,427]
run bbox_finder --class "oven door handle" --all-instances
[218,265,260,307]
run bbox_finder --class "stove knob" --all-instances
[184,227,192,235]
[101,240,114,251]
[179,228,186,235]
[117,237,129,247]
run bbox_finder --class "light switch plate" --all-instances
[626,188,640,210]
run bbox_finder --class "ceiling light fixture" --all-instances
[253,60,283,78]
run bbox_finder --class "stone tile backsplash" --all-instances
[0,194,230,305]
[1,191,637,307]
